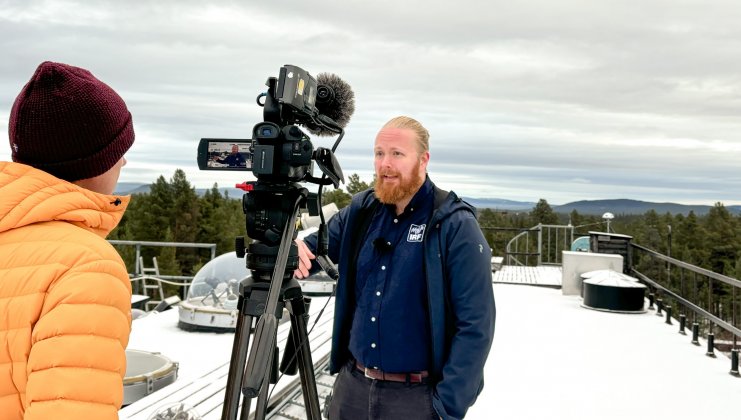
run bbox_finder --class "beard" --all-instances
[375,165,424,205]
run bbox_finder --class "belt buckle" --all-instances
[363,367,374,380]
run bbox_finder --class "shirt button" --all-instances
[381,265,386,270]
[394,219,398,223]
[376,291,381,296]
[371,343,376,348]
[371,316,376,322]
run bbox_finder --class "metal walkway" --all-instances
[492,265,562,287]
[266,357,336,420]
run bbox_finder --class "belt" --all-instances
[354,361,428,383]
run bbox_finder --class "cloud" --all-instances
[2,0,741,206]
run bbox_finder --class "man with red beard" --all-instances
[296,116,495,420]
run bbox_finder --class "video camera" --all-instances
[197,64,348,187]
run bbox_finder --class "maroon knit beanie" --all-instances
[8,61,135,182]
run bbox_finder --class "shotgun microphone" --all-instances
[305,72,355,136]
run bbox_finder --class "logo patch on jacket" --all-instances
[408,224,426,242]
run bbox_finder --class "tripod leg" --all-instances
[252,345,277,420]
[222,299,253,420]
[287,297,322,420]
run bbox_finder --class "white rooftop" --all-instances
[470,282,739,419]
[121,267,741,419]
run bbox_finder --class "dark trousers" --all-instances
[328,360,439,420]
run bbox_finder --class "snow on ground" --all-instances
[469,283,739,420]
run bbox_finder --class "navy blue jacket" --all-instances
[305,185,496,419]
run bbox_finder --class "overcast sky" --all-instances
[2,0,741,205]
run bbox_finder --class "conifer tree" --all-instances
[157,227,180,276]
[569,209,583,228]
[529,199,558,225]
[171,169,200,244]
[704,202,738,275]
[211,195,245,256]
[148,175,175,235]
[321,187,352,209]
[197,183,223,246]
[346,173,372,194]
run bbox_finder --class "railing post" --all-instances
[134,244,142,295]
[665,306,672,325]
[135,244,142,275]
[706,333,716,358]
[691,322,700,346]
[630,243,741,363]
[537,224,542,266]
[731,349,740,377]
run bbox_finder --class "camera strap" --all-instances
[433,185,449,210]
[349,196,380,262]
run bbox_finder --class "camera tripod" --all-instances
[221,184,322,420]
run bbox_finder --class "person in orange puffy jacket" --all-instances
[0,61,135,420]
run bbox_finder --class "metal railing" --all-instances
[109,240,218,310]
[505,224,574,266]
[630,243,741,372]
[108,240,217,275]
[129,275,193,311]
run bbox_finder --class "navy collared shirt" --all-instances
[349,177,434,373]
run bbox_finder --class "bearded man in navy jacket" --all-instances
[295,116,495,420]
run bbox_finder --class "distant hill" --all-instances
[553,199,741,216]
[114,183,740,216]
[114,182,148,195]
[115,182,245,198]
[461,197,536,211]
[461,197,741,216]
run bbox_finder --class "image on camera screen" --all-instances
[207,141,253,169]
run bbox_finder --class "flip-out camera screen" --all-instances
[197,139,253,170]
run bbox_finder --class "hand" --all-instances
[294,239,316,279]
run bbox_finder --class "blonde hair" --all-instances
[382,116,429,154]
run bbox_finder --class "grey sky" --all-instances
[2,0,741,205]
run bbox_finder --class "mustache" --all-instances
[379,170,400,178]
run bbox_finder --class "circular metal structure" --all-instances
[123,349,179,406]
[177,252,245,332]
[582,273,647,313]
[580,269,638,282]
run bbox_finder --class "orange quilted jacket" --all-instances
[0,162,132,420]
